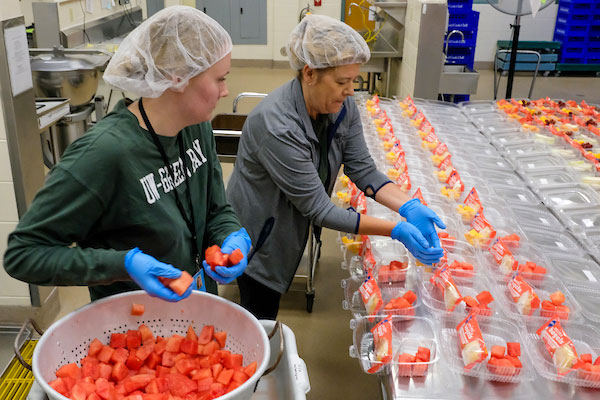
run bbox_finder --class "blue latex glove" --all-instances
[124,248,192,302]
[191,269,206,292]
[391,221,445,265]
[399,198,447,248]
[204,228,252,285]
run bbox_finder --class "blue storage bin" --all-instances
[557,6,593,24]
[555,23,590,36]
[448,11,479,31]
[587,57,600,64]
[554,30,588,44]
[447,0,473,10]
[561,56,586,64]
[558,0,595,12]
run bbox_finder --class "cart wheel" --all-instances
[543,71,550,77]
[306,292,315,313]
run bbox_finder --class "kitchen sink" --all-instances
[439,64,480,95]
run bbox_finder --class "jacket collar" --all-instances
[291,77,343,144]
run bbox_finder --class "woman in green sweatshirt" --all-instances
[3,6,251,302]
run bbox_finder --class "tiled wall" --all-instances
[473,3,559,62]
[0,86,30,306]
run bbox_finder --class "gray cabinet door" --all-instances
[197,0,231,33]
[197,0,266,45]
[231,0,266,44]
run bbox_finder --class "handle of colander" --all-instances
[14,318,44,370]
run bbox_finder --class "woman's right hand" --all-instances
[124,248,192,302]
[391,221,444,265]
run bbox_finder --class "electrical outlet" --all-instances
[118,0,130,5]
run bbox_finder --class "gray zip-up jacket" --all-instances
[226,78,391,293]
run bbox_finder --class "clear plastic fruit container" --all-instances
[510,203,564,231]
[370,241,412,284]
[492,274,584,323]
[417,270,504,319]
[499,139,541,155]
[513,152,567,173]
[348,315,439,377]
[479,167,528,190]
[537,184,600,212]
[520,226,585,255]
[341,276,420,319]
[478,241,553,282]
[490,131,533,148]
[489,184,541,207]
[568,285,600,324]
[460,100,498,115]
[419,240,482,280]
[481,125,522,137]
[438,315,536,383]
[557,205,600,235]
[524,167,579,190]
[545,253,600,287]
[522,319,600,388]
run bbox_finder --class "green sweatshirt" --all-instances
[4,99,241,300]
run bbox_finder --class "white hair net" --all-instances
[103,6,232,97]
[287,14,370,70]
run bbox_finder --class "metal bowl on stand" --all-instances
[30,46,111,109]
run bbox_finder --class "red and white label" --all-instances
[421,120,434,133]
[423,131,438,143]
[359,273,383,321]
[438,156,453,171]
[394,154,407,172]
[397,171,411,190]
[412,188,428,206]
[433,143,449,156]
[471,212,496,237]
[536,319,575,353]
[489,239,511,265]
[507,274,535,303]
[446,171,465,195]
[368,316,393,373]
[456,313,488,369]
[464,187,483,211]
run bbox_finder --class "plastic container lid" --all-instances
[568,285,600,323]
[438,315,536,383]
[520,227,583,254]
[537,184,600,211]
[558,206,600,234]
[460,100,498,114]
[513,152,567,172]
[545,253,600,286]
[478,241,552,282]
[525,167,578,190]
[491,185,540,206]
[510,204,563,230]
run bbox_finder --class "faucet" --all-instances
[444,30,465,63]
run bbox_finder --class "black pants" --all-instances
[237,273,281,320]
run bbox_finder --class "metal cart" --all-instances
[212,92,321,313]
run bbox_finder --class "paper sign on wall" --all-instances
[3,25,33,97]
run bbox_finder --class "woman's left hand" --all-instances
[204,228,252,284]
[399,198,446,248]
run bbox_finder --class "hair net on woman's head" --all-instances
[287,14,370,70]
[103,6,232,98]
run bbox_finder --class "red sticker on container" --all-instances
[536,319,579,376]
[456,313,488,370]
[438,156,453,171]
[359,273,383,322]
[397,171,411,190]
[507,273,539,316]
[368,316,393,374]
[464,187,483,212]
[412,188,428,206]
[394,154,407,172]
[489,239,511,265]
[430,264,463,312]
[433,143,449,156]
[471,212,496,238]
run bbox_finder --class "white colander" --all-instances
[32,290,271,400]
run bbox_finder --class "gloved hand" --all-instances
[399,198,447,248]
[391,221,445,265]
[191,269,206,292]
[204,228,252,285]
[124,248,192,302]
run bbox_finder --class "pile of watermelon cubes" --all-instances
[48,324,257,400]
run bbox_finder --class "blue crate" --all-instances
[557,6,593,24]
[561,56,587,64]
[558,0,595,12]
[555,23,591,36]
[442,94,470,104]
[562,44,587,57]
[445,38,477,48]
[448,0,473,10]
[448,11,479,31]
[554,30,588,44]
[588,57,600,64]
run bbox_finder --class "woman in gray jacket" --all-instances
[226,15,445,319]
